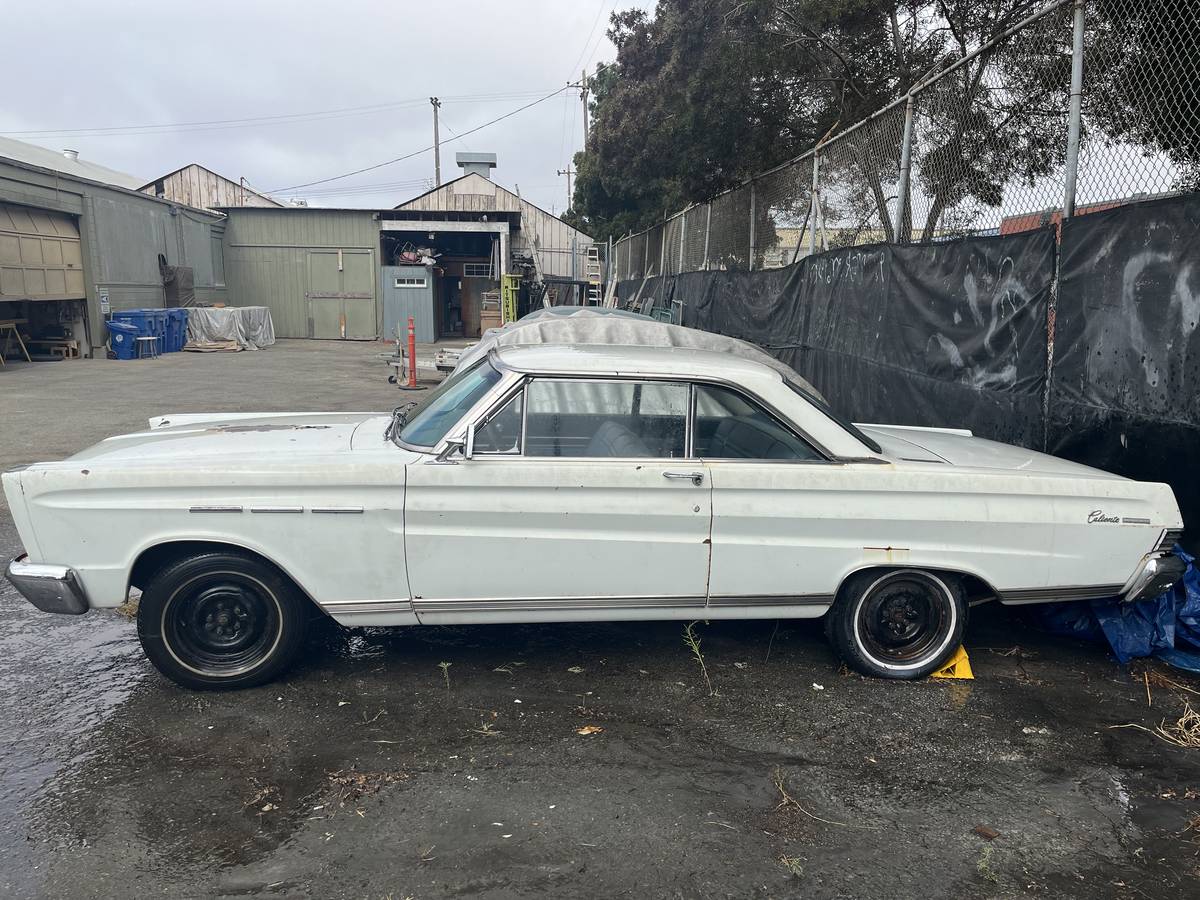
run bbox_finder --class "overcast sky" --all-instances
[0,0,651,213]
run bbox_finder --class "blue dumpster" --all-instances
[166,308,188,351]
[112,309,163,353]
[107,321,139,360]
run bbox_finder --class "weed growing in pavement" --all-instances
[977,845,1000,883]
[438,661,451,692]
[683,621,715,697]
[779,855,804,878]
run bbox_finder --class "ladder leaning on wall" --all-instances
[585,245,602,305]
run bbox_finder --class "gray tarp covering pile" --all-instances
[185,306,276,351]
[453,308,826,402]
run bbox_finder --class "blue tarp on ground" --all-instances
[1037,548,1200,673]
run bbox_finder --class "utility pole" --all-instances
[581,69,589,147]
[557,166,574,212]
[430,97,442,187]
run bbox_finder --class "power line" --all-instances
[566,0,612,81]
[0,89,560,139]
[268,85,575,193]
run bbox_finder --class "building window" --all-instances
[395,276,427,288]
[463,262,493,278]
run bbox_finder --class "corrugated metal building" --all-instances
[0,136,227,359]
[142,163,284,212]
[222,209,380,340]
[221,153,596,341]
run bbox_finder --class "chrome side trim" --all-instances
[311,507,364,514]
[709,594,834,607]
[321,599,414,614]
[413,595,707,613]
[998,584,1125,605]
[250,506,304,514]
[189,505,243,513]
[1121,517,1152,525]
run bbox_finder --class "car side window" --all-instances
[693,384,820,460]
[473,390,523,454]
[524,379,688,458]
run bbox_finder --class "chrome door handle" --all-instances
[663,470,704,486]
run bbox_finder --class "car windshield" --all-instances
[397,360,503,448]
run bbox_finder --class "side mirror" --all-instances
[434,436,467,463]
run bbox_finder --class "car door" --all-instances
[695,382,853,610]
[403,377,713,621]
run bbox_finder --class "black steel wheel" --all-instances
[826,569,966,680]
[137,549,308,690]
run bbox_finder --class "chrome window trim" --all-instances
[691,381,825,462]
[428,349,841,464]
[471,379,528,457]
[520,375,692,461]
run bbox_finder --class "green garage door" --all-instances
[0,203,85,301]
[306,249,377,339]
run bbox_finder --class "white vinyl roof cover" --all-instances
[456,308,825,403]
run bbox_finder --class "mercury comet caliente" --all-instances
[4,334,1185,689]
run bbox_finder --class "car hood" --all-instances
[858,424,1125,480]
[63,412,380,464]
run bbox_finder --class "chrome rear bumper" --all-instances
[4,555,90,615]
[1123,553,1186,604]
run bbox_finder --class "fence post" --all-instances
[1063,0,1086,219]
[703,203,712,270]
[808,153,820,256]
[895,94,915,243]
[644,231,651,277]
[679,207,688,272]
[659,223,667,276]
[748,182,757,271]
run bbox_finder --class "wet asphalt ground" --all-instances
[2,341,1200,899]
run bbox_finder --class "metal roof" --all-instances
[0,135,145,190]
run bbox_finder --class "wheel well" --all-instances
[128,540,327,615]
[837,565,996,604]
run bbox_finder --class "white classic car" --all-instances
[4,324,1185,689]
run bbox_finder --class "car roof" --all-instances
[493,342,785,383]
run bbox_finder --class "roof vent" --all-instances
[456,152,497,179]
[62,149,79,160]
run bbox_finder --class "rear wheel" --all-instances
[137,550,307,690]
[826,569,966,680]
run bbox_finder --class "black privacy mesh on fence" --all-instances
[619,228,1056,450]
[1049,192,1200,529]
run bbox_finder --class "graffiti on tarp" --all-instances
[803,247,885,287]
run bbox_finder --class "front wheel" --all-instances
[137,550,308,690]
[826,569,966,680]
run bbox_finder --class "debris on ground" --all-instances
[973,824,1001,840]
[1111,699,1200,749]
[576,725,604,736]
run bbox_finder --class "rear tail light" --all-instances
[1156,529,1184,553]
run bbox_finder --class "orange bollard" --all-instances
[407,316,417,388]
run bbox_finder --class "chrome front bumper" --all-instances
[1124,553,1187,604]
[4,555,90,615]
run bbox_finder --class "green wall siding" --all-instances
[223,209,381,339]
[0,158,226,351]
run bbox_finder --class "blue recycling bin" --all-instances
[107,321,139,360]
[167,308,188,351]
[111,309,164,353]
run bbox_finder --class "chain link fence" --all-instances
[612,0,1195,282]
